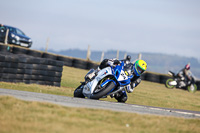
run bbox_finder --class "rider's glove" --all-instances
[126,84,134,93]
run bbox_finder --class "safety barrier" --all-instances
[141,72,171,84]
[0,45,63,87]
[0,44,199,90]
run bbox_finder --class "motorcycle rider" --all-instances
[177,63,192,87]
[121,55,131,64]
[97,57,147,102]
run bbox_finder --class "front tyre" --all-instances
[165,79,175,89]
[74,84,85,98]
[90,81,116,99]
[187,84,197,93]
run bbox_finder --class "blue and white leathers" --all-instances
[82,61,133,99]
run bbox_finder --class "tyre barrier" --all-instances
[140,73,146,80]
[0,44,10,53]
[142,72,172,85]
[196,81,200,90]
[1,44,199,90]
[27,49,42,57]
[144,72,161,83]
[0,44,12,55]
[72,58,88,69]
[57,55,73,67]
[0,53,63,87]
[159,75,171,84]
[0,44,99,70]
[42,52,58,60]
[87,61,99,70]
[12,46,28,55]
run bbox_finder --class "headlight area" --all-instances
[15,36,20,40]
[10,34,20,44]
[11,33,15,38]
[11,33,20,40]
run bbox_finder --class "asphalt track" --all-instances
[0,88,200,119]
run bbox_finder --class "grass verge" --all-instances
[0,96,200,133]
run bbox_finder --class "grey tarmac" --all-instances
[0,88,200,119]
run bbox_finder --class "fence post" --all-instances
[116,50,119,59]
[4,29,9,44]
[86,45,91,61]
[124,53,127,59]
[45,37,49,52]
[138,53,142,60]
[100,51,104,62]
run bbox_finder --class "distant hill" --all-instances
[46,49,200,79]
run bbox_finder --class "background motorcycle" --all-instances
[165,71,197,93]
[74,61,133,102]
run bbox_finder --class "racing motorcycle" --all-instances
[74,61,133,102]
[165,71,197,93]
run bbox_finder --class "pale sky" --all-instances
[1,0,200,59]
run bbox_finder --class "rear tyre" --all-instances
[115,91,127,103]
[187,84,197,93]
[165,79,175,89]
[74,84,85,98]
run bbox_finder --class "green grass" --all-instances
[0,96,200,133]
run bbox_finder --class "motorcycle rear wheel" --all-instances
[114,91,127,103]
[187,84,197,93]
[90,81,116,99]
[165,79,175,89]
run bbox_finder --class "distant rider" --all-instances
[97,56,147,102]
[121,55,131,65]
[177,63,192,87]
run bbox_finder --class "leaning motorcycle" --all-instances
[165,71,197,93]
[74,61,133,102]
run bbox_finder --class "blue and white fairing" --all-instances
[82,62,133,98]
[112,62,133,86]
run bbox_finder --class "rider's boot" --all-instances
[114,90,128,103]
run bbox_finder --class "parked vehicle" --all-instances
[0,25,32,48]
[165,71,197,93]
[74,61,134,102]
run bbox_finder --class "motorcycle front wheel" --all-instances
[165,79,175,89]
[187,84,197,93]
[90,81,116,99]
